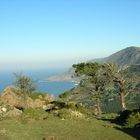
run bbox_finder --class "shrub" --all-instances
[65,102,77,109]
[113,109,140,128]
[21,108,47,120]
[58,109,72,119]
[59,91,71,99]
[125,112,140,128]
[113,110,132,125]
[29,93,44,100]
[57,109,85,119]
[67,102,88,115]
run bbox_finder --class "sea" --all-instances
[0,69,75,97]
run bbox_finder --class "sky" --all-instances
[0,0,140,70]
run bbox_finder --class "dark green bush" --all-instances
[113,110,132,125]
[113,109,140,128]
[125,112,140,128]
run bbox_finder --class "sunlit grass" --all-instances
[0,117,135,140]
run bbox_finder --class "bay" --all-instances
[0,69,75,96]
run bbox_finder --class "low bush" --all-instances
[57,109,72,119]
[57,109,85,119]
[125,112,140,128]
[65,102,87,113]
[21,108,48,120]
[113,109,140,128]
[29,93,44,100]
[113,110,132,125]
[59,91,71,99]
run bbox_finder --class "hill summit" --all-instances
[92,46,140,66]
[48,46,140,82]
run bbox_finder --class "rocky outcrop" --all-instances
[26,98,45,109]
[0,86,54,110]
[4,108,22,117]
[0,86,24,109]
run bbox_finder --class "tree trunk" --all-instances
[96,97,102,115]
[120,92,126,111]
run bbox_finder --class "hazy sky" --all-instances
[0,0,140,70]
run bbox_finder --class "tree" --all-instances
[14,73,36,108]
[73,63,110,114]
[103,63,139,111]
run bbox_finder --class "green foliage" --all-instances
[57,109,72,119]
[29,92,45,100]
[113,110,132,125]
[72,62,140,113]
[65,102,86,113]
[113,109,140,128]
[57,109,85,119]
[14,73,36,95]
[98,113,119,120]
[21,108,47,120]
[73,62,113,114]
[73,62,100,76]
[59,91,71,99]
[65,102,76,109]
[125,112,140,128]
[14,74,37,109]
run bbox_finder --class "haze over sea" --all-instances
[1,0,140,97]
[0,69,75,96]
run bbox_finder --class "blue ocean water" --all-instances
[0,69,75,96]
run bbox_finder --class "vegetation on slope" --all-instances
[0,47,140,140]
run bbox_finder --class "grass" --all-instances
[0,117,136,140]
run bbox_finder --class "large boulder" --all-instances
[0,86,53,110]
[26,98,46,109]
[42,104,55,111]
[4,107,22,117]
[0,86,24,109]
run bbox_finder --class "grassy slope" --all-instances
[0,118,136,140]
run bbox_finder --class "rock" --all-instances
[26,97,45,109]
[0,106,8,115]
[4,108,22,117]
[34,99,45,109]
[1,86,24,108]
[43,104,55,111]
[70,110,84,118]
[44,94,54,102]
[61,118,65,121]
[1,87,46,109]
[1,108,7,113]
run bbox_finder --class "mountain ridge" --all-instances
[47,46,140,82]
[91,46,140,66]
